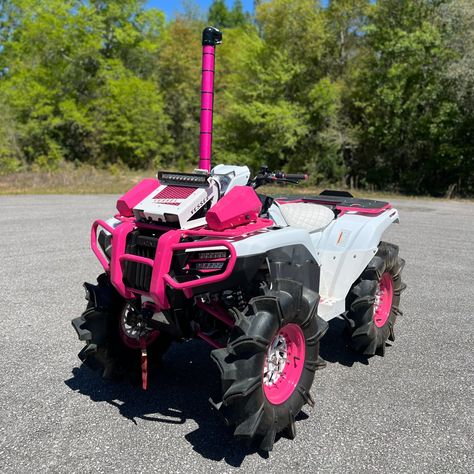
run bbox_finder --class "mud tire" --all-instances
[346,242,405,356]
[72,274,172,380]
[211,278,327,451]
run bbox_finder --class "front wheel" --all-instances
[72,274,172,380]
[211,278,327,451]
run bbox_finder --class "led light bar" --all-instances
[158,171,210,188]
[194,261,225,270]
[197,251,228,260]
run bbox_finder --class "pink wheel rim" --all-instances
[263,323,306,405]
[373,272,394,328]
[119,307,158,349]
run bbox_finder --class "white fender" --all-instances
[315,208,399,320]
[231,226,319,262]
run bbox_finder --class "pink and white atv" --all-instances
[72,27,405,452]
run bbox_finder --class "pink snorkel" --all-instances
[199,26,222,172]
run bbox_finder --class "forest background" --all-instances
[0,0,473,197]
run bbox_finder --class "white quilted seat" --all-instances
[279,202,334,232]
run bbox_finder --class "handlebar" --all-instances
[250,167,308,189]
[274,172,308,181]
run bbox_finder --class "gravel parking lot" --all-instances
[0,195,472,473]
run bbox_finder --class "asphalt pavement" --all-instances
[0,195,472,473]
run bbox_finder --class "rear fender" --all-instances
[316,208,399,317]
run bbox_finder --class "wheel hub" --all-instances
[119,304,158,349]
[373,272,394,328]
[122,311,142,340]
[263,334,288,386]
[262,324,306,405]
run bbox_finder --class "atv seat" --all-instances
[279,202,335,232]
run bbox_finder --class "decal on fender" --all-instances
[336,230,351,247]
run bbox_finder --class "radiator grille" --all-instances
[122,232,159,292]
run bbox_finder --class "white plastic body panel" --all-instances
[211,164,251,194]
[314,209,399,320]
[133,183,218,229]
[232,226,319,263]
[267,203,288,228]
[105,217,122,231]
[233,205,399,321]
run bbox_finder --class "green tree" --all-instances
[229,0,250,27]
[0,98,22,174]
[0,0,470,195]
[215,1,344,183]
[208,0,230,29]
[349,0,462,194]
[0,0,171,169]
[158,18,203,167]
[438,0,474,194]
[93,62,171,168]
[179,0,205,22]
[325,0,371,75]
[216,34,309,170]
[208,0,250,29]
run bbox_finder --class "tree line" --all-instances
[0,0,472,196]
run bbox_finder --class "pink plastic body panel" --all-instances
[206,186,262,231]
[335,203,392,216]
[116,178,159,217]
[199,45,216,171]
[184,218,273,237]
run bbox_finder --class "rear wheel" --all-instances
[346,242,405,356]
[72,274,172,380]
[211,278,327,451]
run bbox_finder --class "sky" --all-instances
[146,1,254,19]
[146,1,330,19]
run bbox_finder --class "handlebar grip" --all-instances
[281,173,308,180]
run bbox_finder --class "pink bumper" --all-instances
[91,220,237,309]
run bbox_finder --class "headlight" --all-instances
[171,248,231,279]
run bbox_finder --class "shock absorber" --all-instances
[235,289,246,311]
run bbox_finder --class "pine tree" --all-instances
[208,0,230,29]
[229,0,249,27]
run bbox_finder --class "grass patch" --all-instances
[0,166,147,195]
[0,166,469,202]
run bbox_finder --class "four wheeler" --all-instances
[72,27,405,451]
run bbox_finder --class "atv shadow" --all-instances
[319,317,370,366]
[65,340,307,466]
